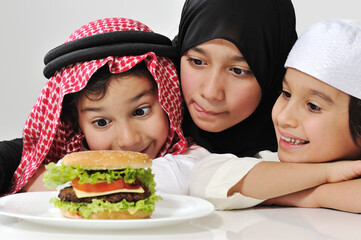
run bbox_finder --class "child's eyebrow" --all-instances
[309,89,334,104]
[79,89,157,113]
[283,76,334,104]
[190,46,246,62]
[128,89,157,104]
[189,46,205,55]
[79,107,103,113]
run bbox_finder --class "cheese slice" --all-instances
[73,186,145,198]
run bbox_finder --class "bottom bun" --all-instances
[60,209,152,219]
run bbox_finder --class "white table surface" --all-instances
[1,203,361,240]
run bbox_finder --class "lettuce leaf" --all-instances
[43,163,156,193]
[50,193,161,219]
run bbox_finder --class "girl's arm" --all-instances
[228,160,361,200]
[264,178,361,213]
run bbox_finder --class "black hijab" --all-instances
[175,0,297,157]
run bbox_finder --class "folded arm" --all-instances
[228,159,361,200]
[264,178,361,213]
[190,151,361,210]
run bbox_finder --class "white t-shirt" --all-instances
[152,146,211,195]
[190,150,279,210]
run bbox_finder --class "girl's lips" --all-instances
[192,102,221,116]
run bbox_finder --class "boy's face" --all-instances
[77,73,169,159]
[180,38,262,132]
[272,68,361,163]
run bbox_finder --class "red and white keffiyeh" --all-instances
[9,18,187,194]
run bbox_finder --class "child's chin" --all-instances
[277,151,304,163]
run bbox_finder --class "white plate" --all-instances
[0,191,214,229]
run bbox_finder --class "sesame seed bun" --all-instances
[60,209,152,219]
[62,150,152,170]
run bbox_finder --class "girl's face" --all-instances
[77,73,169,159]
[180,38,262,132]
[272,68,361,163]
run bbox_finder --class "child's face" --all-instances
[77,73,169,159]
[272,68,361,163]
[180,38,262,132]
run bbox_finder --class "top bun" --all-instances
[62,150,152,170]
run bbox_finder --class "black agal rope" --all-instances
[43,31,177,78]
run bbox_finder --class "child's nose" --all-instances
[114,124,142,150]
[199,70,225,101]
[277,104,298,128]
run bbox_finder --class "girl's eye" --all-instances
[281,90,291,99]
[187,57,205,66]
[93,119,110,128]
[307,102,321,112]
[133,106,151,117]
[231,68,246,75]
[230,68,253,78]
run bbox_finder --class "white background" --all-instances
[1,0,360,140]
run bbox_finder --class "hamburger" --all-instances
[43,150,160,219]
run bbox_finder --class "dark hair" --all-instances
[349,95,361,146]
[60,62,154,131]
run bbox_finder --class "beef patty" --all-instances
[58,186,151,203]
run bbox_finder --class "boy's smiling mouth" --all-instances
[280,135,309,145]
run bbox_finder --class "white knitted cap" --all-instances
[285,19,361,99]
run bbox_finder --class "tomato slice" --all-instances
[71,178,140,193]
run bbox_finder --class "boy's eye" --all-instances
[93,119,110,128]
[307,102,321,112]
[133,106,151,117]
